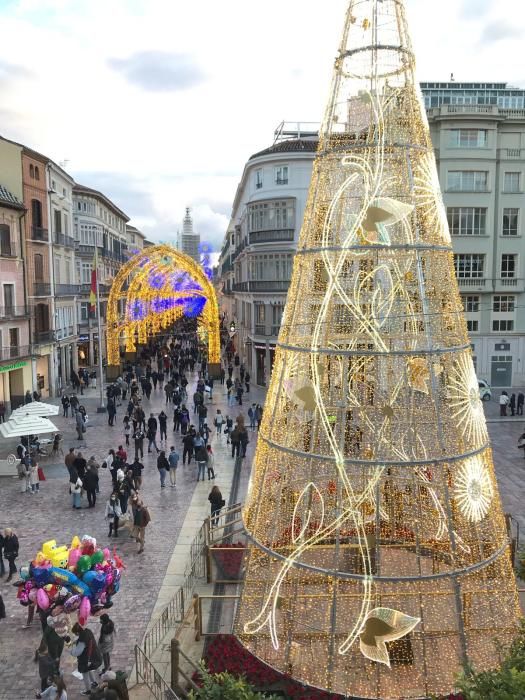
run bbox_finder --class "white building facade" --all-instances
[218,125,318,385]
[47,162,78,392]
[423,82,525,387]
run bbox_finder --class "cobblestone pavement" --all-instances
[1,374,524,700]
[0,372,264,700]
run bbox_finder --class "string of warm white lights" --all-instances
[236,1,520,698]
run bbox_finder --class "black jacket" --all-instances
[83,470,99,492]
[3,534,18,560]
[157,455,170,471]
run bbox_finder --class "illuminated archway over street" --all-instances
[106,244,220,373]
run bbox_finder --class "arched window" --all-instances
[34,253,44,282]
[34,166,40,180]
[29,164,34,178]
[0,224,11,256]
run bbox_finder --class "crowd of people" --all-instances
[1,324,261,698]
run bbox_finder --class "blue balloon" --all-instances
[48,567,89,596]
[32,567,52,585]
[83,570,106,594]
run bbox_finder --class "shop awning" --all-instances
[0,414,58,438]
[11,401,59,418]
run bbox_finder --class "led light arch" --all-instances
[106,245,220,368]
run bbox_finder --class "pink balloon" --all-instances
[19,591,29,604]
[36,588,50,610]
[103,548,110,560]
[68,548,81,568]
[28,588,38,603]
[105,572,114,587]
[79,595,91,622]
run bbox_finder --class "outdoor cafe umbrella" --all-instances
[11,401,59,417]
[0,414,58,439]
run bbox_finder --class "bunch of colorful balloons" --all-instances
[15,535,124,626]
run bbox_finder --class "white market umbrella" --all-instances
[0,414,58,438]
[11,401,59,417]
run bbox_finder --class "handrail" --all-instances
[134,644,181,699]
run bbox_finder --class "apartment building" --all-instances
[0,182,32,408]
[218,123,318,385]
[423,82,525,387]
[47,161,78,391]
[73,184,129,369]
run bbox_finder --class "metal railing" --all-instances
[55,283,80,296]
[0,345,31,360]
[457,278,486,288]
[0,306,29,319]
[34,283,51,296]
[31,226,48,242]
[54,232,76,248]
[249,228,295,244]
[134,645,181,700]
[143,587,185,659]
[232,280,290,293]
[34,330,54,344]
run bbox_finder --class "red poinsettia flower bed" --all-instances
[202,635,345,699]
[210,543,246,580]
[200,635,465,699]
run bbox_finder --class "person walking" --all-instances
[510,393,516,417]
[147,414,159,454]
[195,443,208,482]
[158,410,168,442]
[248,404,256,431]
[236,384,244,406]
[214,410,224,437]
[500,391,510,416]
[518,392,525,416]
[75,410,85,441]
[131,458,144,491]
[71,475,83,509]
[206,445,215,480]
[0,531,5,578]
[107,399,117,427]
[239,425,249,458]
[105,493,122,538]
[30,460,40,493]
[230,427,241,459]
[157,450,169,488]
[168,446,179,487]
[42,616,65,674]
[19,454,31,493]
[83,464,99,508]
[133,427,145,460]
[98,614,115,674]
[245,371,250,393]
[255,404,263,430]
[208,485,224,527]
[132,497,151,554]
[182,431,194,465]
[61,395,70,417]
[70,622,103,695]
[35,641,57,693]
[4,528,19,582]
[123,416,131,446]
[180,405,190,435]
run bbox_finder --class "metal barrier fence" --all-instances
[143,587,185,659]
[134,645,181,700]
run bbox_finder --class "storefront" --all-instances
[35,354,51,397]
[0,358,33,410]
[77,332,102,369]
[255,343,276,387]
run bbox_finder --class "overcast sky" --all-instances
[0,0,523,251]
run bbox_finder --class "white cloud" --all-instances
[0,0,523,244]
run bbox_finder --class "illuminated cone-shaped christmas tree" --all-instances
[235,1,520,698]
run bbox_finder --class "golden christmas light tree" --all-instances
[235,1,521,697]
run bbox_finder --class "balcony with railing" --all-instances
[232,280,290,293]
[79,282,111,295]
[34,283,52,296]
[0,345,32,361]
[249,229,295,245]
[33,330,54,344]
[0,306,30,320]
[456,277,487,289]
[494,277,524,290]
[55,284,81,296]
[31,226,48,242]
[54,232,76,248]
